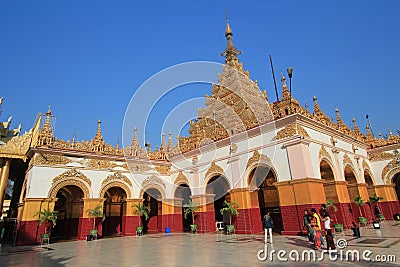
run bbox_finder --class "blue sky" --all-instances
[1,1,399,148]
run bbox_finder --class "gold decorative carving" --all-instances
[382,159,400,182]
[343,154,352,167]
[126,163,151,172]
[52,168,91,186]
[174,171,189,185]
[368,152,397,162]
[49,179,90,198]
[35,153,71,166]
[205,161,224,178]
[154,165,170,175]
[87,159,117,169]
[362,160,371,171]
[273,123,310,140]
[101,171,132,187]
[246,150,272,169]
[0,132,32,161]
[142,175,166,189]
[99,180,131,199]
[319,146,333,163]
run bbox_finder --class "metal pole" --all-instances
[269,55,279,102]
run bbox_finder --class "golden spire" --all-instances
[221,10,242,69]
[37,106,54,146]
[167,131,173,152]
[335,108,350,132]
[131,127,140,148]
[280,74,290,101]
[161,132,166,150]
[352,117,363,136]
[312,96,331,125]
[92,119,105,152]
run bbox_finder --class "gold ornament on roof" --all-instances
[174,171,189,185]
[52,168,91,186]
[246,150,272,169]
[101,171,132,187]
[273,123,310,140]
[34,153,71,166]
[142,175,166,189]
[205,161,224,178]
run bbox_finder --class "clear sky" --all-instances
[1,1,399,148]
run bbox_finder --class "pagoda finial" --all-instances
[335,108,350,132]
[352,117,363,136]
[92,118,105,152]
[280,73,290,100]
[161,132,166,150]
[131,127,140,148]
[37,106,54,146]
[167,131,173,152]
[221,11,242,69]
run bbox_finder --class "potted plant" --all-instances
[326,199,342,232]
[183,200,200,233]
[132,202,150,235]
[35,208,58,239]
[369,193,384,219]
[355,196,367,224]
[220,200,239,234]
[86,204,105,239]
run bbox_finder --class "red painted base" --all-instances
[234,208,263,234]
[160,214,183,232]
[122,215,140,236]
[195,211,215,233]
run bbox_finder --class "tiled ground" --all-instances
[1,221,399,266]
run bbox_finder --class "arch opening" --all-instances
[102,186,127,237]
[143,188,162,233]
[174,184,192,232]
[248,165,282,233]
[53,185,84,240]
[206,175,230,222]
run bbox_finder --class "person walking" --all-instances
[322,212,335,250]
[311,208,324,248]
[303,210,313,242]
[263,212,274,244]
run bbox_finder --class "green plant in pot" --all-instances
[369,193,384,219]
[184,200,200,233]
[220,200,239,233]
[132,202,150,235]
[86,204,105,237]
[35,208,58,239]
[355,196,367,224]
[326,199,343,232]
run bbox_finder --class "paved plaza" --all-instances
[1,221,399,266]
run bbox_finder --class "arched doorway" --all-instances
[364,170,375,197]
[103,187,127,237]
[174,184,192,232]
[143,188,162,233]
[344,165,358,201]
[53,185,84,240]
[206,175,230,222]
[249,165,282,233]
[320,160,337,201]
[394,173,400,203]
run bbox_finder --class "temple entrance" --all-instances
[103,187,127,237]
[53,185,84,240]
[364,171,375,197]
[320,160,338,201]
[249,165,282,233]
[394,173,400,203]
[206,175,230,222]
[174,184,192,232]
[143,188,162,233]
